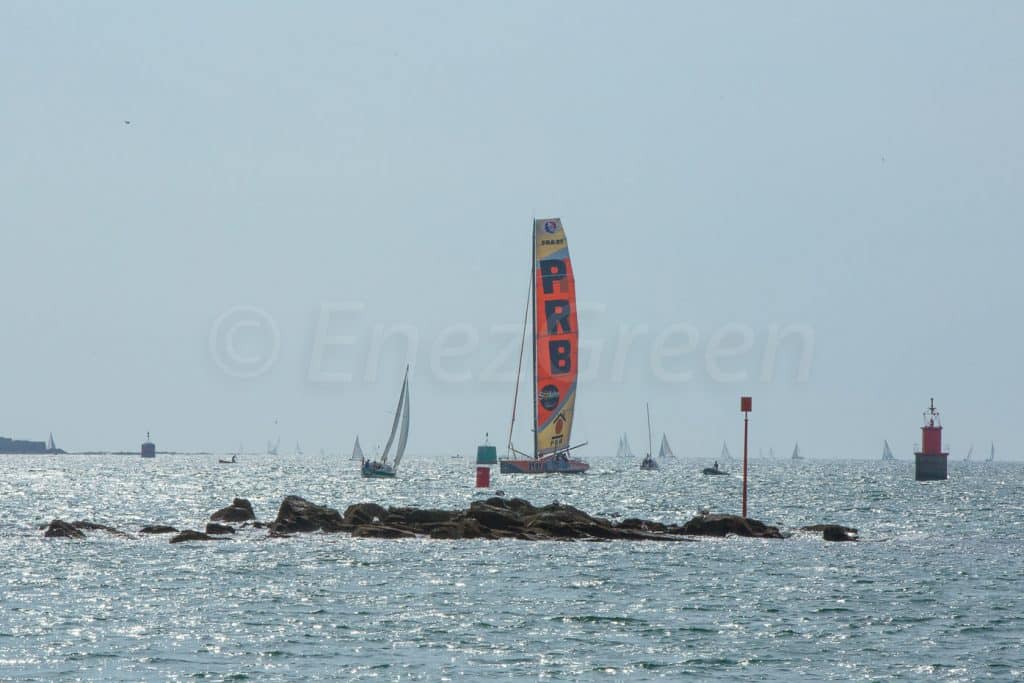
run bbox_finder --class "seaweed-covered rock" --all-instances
[205,522,236,535]
[140,525,178,534]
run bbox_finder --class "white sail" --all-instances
[792,442,801,460]
[721,442,732,461]
[47,433,55,451]
[380,366,410,465]
[615,435,625,459]
[658,434,675,459]
[883,440,894,460]
[351,436,365,461]
[987,442,994,462]
[392,377,411,468]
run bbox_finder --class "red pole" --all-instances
[740,396,751,518]
[742,413,749,518]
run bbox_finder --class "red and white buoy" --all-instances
[914,398,948,481]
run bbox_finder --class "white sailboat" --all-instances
[295,442,303,456]
[964,444,973,462]
[721,442,733,462]
[882,440,895,461]
[657,434,675,459]
[791,442,803,461]
[986,442,995,462]
[350,436,365,461]
[361,366,411,478]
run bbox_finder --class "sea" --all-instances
[1,454,1021,681]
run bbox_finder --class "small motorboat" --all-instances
[702,461,726,476]
[219,455,238,464]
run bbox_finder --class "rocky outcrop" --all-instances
[43,496,854,544]
[269,496,348,535]
[170,530,216,543]
[801,524,859,542]
[210,498,256,523]
[680,513,784,539]
[44,519,85,539]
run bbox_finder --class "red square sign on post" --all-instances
[741,396,752,413]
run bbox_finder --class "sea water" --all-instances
[1,455,1021,680]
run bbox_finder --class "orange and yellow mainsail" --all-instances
[533,218,578,456]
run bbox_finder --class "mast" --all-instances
[531,221,538,459]
[646,403,653,459]
[507,252,533,458]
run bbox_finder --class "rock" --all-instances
[140,525,178,534]
[386,507,461,526]
[801,524,859,542]
[269,496,348,534]
[71,520,130,537]
[428,518,492,540]
[44,519,85,539]
[343,502,388,526]
[680,513,784,539]
[170,530,216,543]
[205,522,235,535]
[351,524,417,539]
[210,498,255,523]
[467,502,526,531]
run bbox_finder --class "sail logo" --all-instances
[538,385,560,410]
[543,220,558,233]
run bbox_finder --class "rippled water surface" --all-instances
[1,454,1022,680]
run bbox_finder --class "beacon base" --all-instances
[914,452,948,481]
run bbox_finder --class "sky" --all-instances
[1,2,1021,460]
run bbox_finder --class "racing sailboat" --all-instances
[350,436,365,461]
[361,366,410,478]
[882,440,895,461]
[639,404,658,470]
[658,434,675,459]
[501,218,589,474]
[616,434,636,459]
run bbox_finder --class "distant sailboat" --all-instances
[295,442,303,456]
[361,366,410,478]
[639,403,658,471]
[721,442,733,462]
[882,440,895,461]
[350,436,365,461]
[791,442,803,461]
[658,434,675,459]
[616,434,636,459]
[964,444,974,462]
[267,437,280,456]
[986,442,995,462]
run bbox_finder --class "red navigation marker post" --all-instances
[741,396,752,518]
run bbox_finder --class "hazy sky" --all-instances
[2,3,1021,460]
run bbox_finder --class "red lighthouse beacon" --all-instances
[914,398,948,481]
